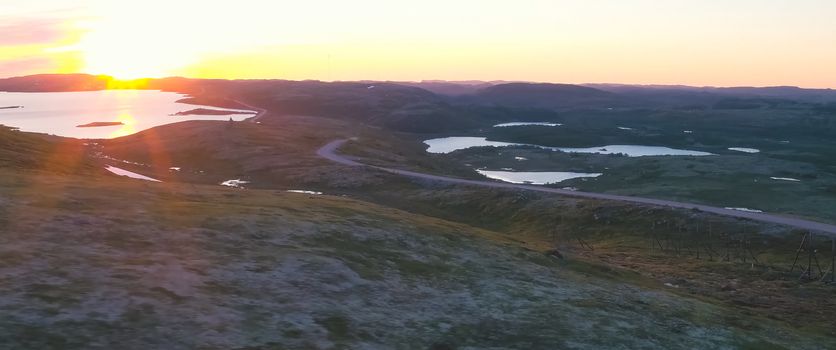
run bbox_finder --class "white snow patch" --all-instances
[770,177,801,182]
[220,179,250,188]
[287,190,323,195]
[105,166,161,182]
[724,207,763,213]
[728,147,760,153]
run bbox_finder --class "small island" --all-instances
[172,108,256,116]
[76,121,124,128]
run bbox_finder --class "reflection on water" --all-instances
[424,137,522,153]
[557,145,712,157]
[109,113,137,138]
[493,122,562,127]
[0,90,255,139]
[476,169,602,185]
[424,137,713,157]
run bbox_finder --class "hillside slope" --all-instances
[472,83,627,109]
[0,169,830,349]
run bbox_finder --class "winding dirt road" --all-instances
[318,139,836,237]
[232,99,268,121]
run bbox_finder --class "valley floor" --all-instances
[1,92,835,348]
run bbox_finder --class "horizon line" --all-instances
[1,72,834,91]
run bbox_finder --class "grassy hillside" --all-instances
[11,117,827,340]
[2,76,836,347]
[0,168,833,349]
[0,126,95,174]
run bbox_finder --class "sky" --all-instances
[1,0,835,88]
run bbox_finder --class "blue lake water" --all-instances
[493,122,562,127]
[424,137,713,157]
[476,169,602,184]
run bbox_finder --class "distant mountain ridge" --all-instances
[2,74,833,101]
[0,74,114,92]
[470,82,623,108]
[585,83,836,103]
[0,73,210,93]
[3,74,836,133]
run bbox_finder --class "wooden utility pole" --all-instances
[695,222,701,260]
[808,232,814,279]
[823,238,836,283]
[791,232,808,273]
[706,222,716,261]
[792,232,823,280]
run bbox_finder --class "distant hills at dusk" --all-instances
[2,74,834,103]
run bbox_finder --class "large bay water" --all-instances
[0,90,255,139]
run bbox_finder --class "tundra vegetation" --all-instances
[1,75,835,348]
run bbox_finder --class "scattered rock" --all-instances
[545,249,564,260]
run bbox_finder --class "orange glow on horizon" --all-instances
[3,0,836,88]
[104,77,151,90]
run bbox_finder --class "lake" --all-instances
[476,169,602,185]
[0,90,255,139]
[557,145,712,157]
[493,122,562,127]
[424,137,713,157]
[424,137,524,153]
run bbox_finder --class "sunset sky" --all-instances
[2,0,835,87]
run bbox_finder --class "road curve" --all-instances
[232,99,268,122]
[318,139,836,237]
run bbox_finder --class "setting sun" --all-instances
[71,2,205,79]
